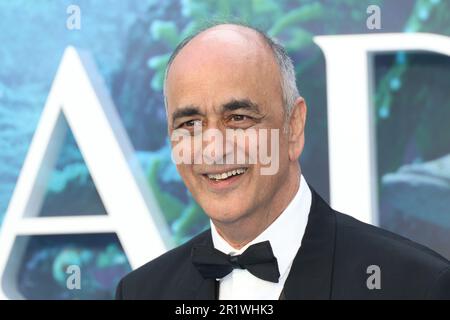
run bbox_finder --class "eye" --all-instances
[230,114,249,122]
[180,119,202,128]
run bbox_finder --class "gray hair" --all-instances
[163,22,300,118]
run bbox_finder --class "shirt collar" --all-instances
[210,174,312,278]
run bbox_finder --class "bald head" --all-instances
[163,23,299,118]
[179,23,273,54]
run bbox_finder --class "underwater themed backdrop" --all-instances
[0,0,449,299]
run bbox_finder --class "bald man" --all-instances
[116,24,450,300]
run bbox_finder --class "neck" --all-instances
[212,165,301,250]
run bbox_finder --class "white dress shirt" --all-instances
[210,175,312,300]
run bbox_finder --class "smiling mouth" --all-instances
[203,168,248,181]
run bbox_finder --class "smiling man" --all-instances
[116,23,450,300]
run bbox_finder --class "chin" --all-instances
[202,201,249,224]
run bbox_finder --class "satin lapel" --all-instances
[283,188,336,299]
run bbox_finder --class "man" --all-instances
[116,23,450,299]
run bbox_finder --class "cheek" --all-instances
[276,133,291,161]
[252,167,284,196]
[176,165,194,183]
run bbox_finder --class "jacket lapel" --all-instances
[175,230,217,300]
[282,188,336,299]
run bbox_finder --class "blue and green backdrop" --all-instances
[0,0,449,299]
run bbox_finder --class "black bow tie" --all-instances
[191,240,280,283]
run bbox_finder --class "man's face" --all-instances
[165,27,300,225]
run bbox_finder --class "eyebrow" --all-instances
[171,106,204,126]
[171,99,261,127]
[221,99,261,114]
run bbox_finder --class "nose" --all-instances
[200,126,234,165]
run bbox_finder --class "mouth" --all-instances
[205,168,247,181]
[200,167,249,191]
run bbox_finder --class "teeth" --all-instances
[207,168,247,180]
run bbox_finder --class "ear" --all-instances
[288,97,307,162]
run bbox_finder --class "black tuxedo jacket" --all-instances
[116,189,450,299]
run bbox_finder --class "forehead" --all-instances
[165,26,282,115]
